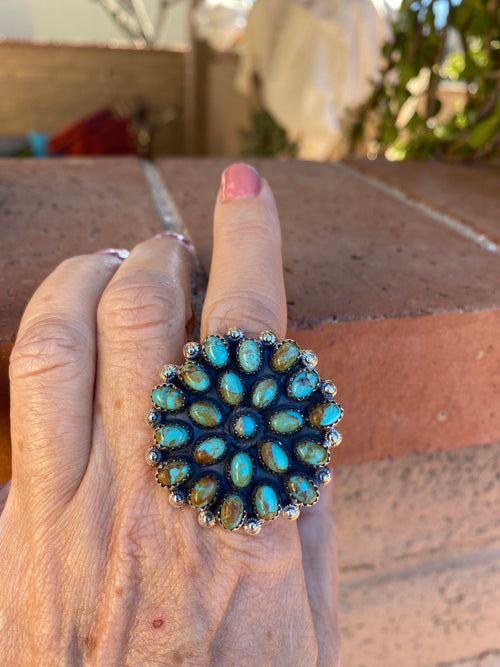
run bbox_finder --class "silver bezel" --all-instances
[192,435,228,466]
[159,363,178,382]
[285,368,320,402]
[281,504,300,521]
[183,341,200,360]
[284,473,320,507]
[154,421,192,449]
[257,330,277,346]
[187,473,222,509]
[267,408,304,435]
[235,338,264,375]
[145,446,162,466]
[300,350,318,370]
[251,483,282,523]
[200,334,230,368]
[198,509,217,528]
[226,451,257,491]
[217,492,247,531]
[156,458,192,488]
[243,517,262,535]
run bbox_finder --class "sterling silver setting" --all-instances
[145,328,343,535]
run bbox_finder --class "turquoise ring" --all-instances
[145,328,343,535]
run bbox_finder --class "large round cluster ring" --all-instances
[145,328,343,535]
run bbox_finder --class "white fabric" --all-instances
[235,0,392,159]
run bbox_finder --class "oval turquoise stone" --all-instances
[151,383,185,411]
[271,340,300,372]
[155,424,189,448]
[254,485,279,521]
[193,437,227,465]
[220,494,245,530]
[295,440,329,466]
[190,475,218,507]
[229,452,254,488]
[260,441,289,473]
[180,362,210,392]
[237,339,262,373]
[189,401,221,428]
[309,402,342,428]
[287,475,318,505]
[219,371,245,406]
[203,335,229,367]
[232,414,258,439]
[251,377,278,409]
[288,370,319,400]
[269,409,303,434]
[156,459,190,487]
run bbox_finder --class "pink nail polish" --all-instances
[220,163,261,203]
[94,248,129,260]
[154,231,193,247]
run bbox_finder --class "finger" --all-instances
[9,253,124,501]
[298,482,340,666]
[201,163,287,339]
[95,234,195,467]
[200,165,303,548]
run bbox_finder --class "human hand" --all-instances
[0,163,339,666]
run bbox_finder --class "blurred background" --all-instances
[1,0,497,164]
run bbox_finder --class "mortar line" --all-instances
[338,160,500,255]
[141,159,207,340]
[141,159,186,234]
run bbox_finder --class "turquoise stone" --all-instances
[309,402,342,428]
[251,377,278,409]
[229,452,254,488]
[220,494,245,530]
[295,440,329,466]
[190,475,218,507]
[155,424,189,449]
[254,485,279,521]
[189,401,221,428]
[271,340,300,372]
[232,414,258,439]
[288,370,319,400]
[151,383,185,411]
[180,362,211,392]
[156,459,190,487]
[193,437,226,465]
[260,441,289,473]
[268,409,303,434]
[203,335,229,368]
[219,371,245,406]
[237,339,262,373]
[287,475,318,505]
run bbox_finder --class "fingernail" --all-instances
[220,163,261,203]
[94,248,129,260]
[154,230,194,247]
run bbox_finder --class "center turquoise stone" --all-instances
[232,413,258,439]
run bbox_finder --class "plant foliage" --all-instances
[348,0,500,161]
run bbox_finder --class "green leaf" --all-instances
[467,116,500,149]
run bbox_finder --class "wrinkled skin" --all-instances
[0,169,340,666]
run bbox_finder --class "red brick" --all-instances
[0,157,163,482]
[157,158,500,463]
[346,157,500,243]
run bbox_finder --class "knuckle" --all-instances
[10,318,91,383]
[99,273,185,338]
[204,293,284,336]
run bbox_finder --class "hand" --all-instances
[0,163,339,666]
